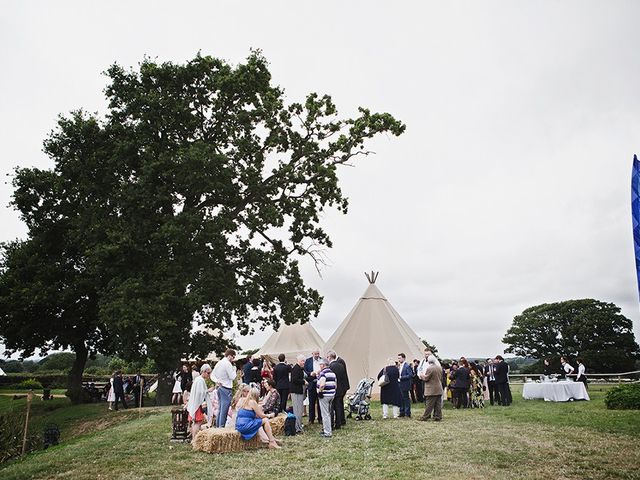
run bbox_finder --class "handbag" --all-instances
[377,367,390,387]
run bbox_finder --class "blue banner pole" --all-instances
[632,154,640,300]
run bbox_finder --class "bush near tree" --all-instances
[604,384,640,410]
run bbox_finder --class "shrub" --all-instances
[604,384,640,410]
[0,414,39,463]
[14,379,43,390]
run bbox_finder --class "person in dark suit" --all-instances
[289,354,306,433]
[242,355,254,385]
[451,360,470,408]
[304,349,322,424]
[493,355,510,406]
[327,350,348,429]
[304,350,322,423]
[411,359,423,403]
[397,353,413,417]
[133,370,145,408]
[273,353,292,412]
[484,359,497,405]
[113,371,127,410]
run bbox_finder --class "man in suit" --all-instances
[493,355,510,406]
[327,350,348,429]
[304,349,322,424]
[397,353,413,418]
[113,371,127,410]
[273,353,292,412]
[419,355,443,421]
[484,358,497,405]
[242,355,253,385]
[133,370,144,408]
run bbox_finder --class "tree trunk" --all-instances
[66,343,89,404]
[155,369,175,406]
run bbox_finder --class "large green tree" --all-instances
[0,113,117,402]
[503,299,639,372]
[1,52,405,404]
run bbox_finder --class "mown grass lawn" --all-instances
[1,385,639,480]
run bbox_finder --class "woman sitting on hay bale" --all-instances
[235,387,282,449]
[261,378,281,415]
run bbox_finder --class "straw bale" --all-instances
[192,415,287,454]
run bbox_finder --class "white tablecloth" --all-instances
[522,382,590,402]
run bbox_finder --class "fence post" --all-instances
[21,390,33,456]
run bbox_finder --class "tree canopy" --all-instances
[0,52,405,402]
[503,299,639,372]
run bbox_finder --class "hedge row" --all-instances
[0,374,112,389]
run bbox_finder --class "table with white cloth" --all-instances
[522,381,590,402]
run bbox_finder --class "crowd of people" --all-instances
[102,347,588,449]
[376,351,514,421]
[105,370,145,410]
[173,348,350,445]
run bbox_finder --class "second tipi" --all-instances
[323,272,425,393]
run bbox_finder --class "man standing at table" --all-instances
[212,348,237,427]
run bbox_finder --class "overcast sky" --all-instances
[1,1,639,360]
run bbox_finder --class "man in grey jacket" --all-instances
[418,355,443,421]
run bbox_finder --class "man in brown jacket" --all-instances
[419,355,443,421]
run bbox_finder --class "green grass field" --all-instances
[1,385,639,480]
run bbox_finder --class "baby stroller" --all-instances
[346,378,374,420]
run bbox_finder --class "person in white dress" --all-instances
[172,369,183,404]
[107,373,116,411]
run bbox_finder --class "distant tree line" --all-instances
[503,299,639,373]
[0,353,156,376]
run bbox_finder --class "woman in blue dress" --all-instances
[235,388,282,449]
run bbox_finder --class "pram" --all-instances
[346,378,374,420]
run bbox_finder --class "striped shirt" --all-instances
[317,367,336,398]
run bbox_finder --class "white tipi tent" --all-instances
[0,367,5,376]
[323,272,425,393]
[256,321,324,364]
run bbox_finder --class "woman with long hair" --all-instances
[235,387,282,449]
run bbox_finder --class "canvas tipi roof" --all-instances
[0,367,5,376]
[323,273,425,393]
[257,321,324,364]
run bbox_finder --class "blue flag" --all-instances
[633,154,640,299]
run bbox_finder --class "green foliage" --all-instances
[0,52,404,406]
[421,339,438,355]
[241,348,259,357]
[15,379,43,390]
[0,361,24,373]
[503,299,639,372]
[107,357,126,373]
[0,413,39,463]
[604,384,640,410]
[37,353,77,372]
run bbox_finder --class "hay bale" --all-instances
[192,414,287,454]
[269,414,286,437]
